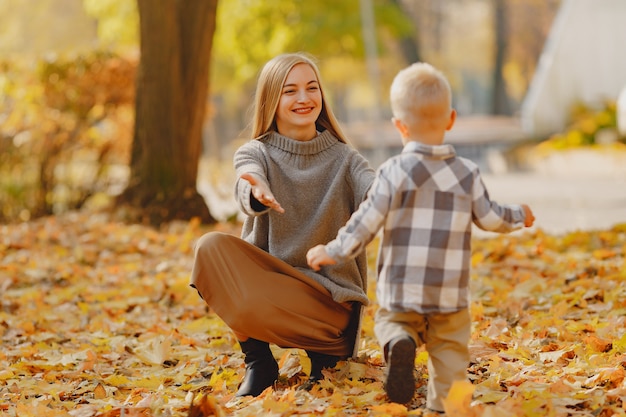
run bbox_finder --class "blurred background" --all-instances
[1,0,625,233]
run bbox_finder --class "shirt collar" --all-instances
[402,140,456,159]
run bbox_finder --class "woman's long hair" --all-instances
[251,53,348,144]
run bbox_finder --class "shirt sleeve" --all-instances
[471,170,526,232]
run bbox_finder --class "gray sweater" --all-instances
[234,130,375,305]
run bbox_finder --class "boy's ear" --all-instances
[392,117,409,138]
[446,109,457,131]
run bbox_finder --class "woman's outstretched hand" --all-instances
[240,173,285,213]
[306,245,337,271]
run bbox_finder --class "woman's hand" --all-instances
[240,173,285,213]
[306,245,337,271]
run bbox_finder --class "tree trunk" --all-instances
[117,0,217,226]
[391,0,421,64]
[492,0,511,115]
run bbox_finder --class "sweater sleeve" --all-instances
[348,150,376,205]
[233,141,271,216]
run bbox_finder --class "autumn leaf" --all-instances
[442,380,475,416]
[93,383,108,399]
[369,402,409,415]
[2,213,626,416]
[188,394,225,417]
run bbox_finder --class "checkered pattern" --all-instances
[325,141,526,313]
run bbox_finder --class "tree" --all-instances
[207,0,414,140]
[492,0,511,115]
[81,0,415,224]
[117,0,218,225]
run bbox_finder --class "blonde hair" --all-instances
[251,53,348,144]
[390,62,452,125]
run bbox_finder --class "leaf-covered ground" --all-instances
[1,213,626,416]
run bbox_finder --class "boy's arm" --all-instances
[306,245,337,271]
[307,169,391,268]
[522,204,535,227]
[472,173,534,232]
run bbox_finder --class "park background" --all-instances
[1,0,626,416]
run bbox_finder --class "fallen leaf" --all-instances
[442,380,475,416]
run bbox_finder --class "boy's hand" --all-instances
[522,204,535,227]
[306,245,337,271]
[240,173,285,213]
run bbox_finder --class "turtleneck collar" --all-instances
[262,130,340,155]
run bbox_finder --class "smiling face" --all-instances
[275,63,322,141]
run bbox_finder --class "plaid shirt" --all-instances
[325,141,526,313]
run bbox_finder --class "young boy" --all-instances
[306,62,534,411]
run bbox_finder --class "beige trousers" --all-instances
[374,308,471,411]
[190,232,357,357]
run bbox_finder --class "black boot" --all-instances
[307,350,342,381]
[235,338,279,397]
[298,350,343,391]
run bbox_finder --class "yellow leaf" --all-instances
[415,350,429,366]
[104,374,131,387]
[548,379,572,394]
[179,316,216,334]
[262,397,293,413]
[345,361,369,380]
[134,376,165,390]
[134,335,172,365]
[475,390,508,403]
[370,402,408,415]
[77,301,90,313]
[80,349,98,371]
[0,369,15,380]
[189,394,225,417]
[442,380,475,416]
[208,368,240,392]
[94,382,107,399]
[612,333,626,352]
[592,248,616,260]
[351,389,382,407]
[471,251,485,268]
[329,390,345,407]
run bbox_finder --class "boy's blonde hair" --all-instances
[251,52,348,144]
[390,62,452,125]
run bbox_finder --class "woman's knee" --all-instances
[194,232,233,254]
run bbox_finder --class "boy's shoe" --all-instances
[384,336,416,404]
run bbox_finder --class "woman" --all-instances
[190,52,375,397]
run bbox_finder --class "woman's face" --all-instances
[275,63,322,141]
